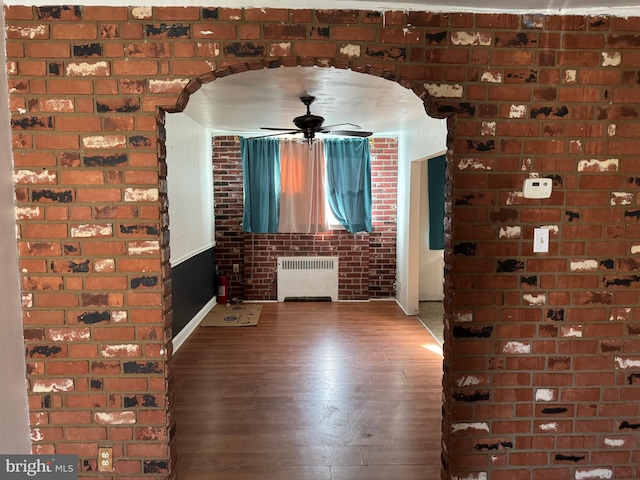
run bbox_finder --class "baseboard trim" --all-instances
[172,297,216,353]
[395,299,414,315]
[416,316,444,347]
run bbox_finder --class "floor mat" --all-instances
[200,303,262,327]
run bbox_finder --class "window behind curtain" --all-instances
[279,139,327,233]
[241,137,372,234]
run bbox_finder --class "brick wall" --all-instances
[212,136,398,301]
[6,6,640,480]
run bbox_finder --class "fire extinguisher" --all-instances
[217,274,229,304]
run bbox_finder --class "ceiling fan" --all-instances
[254,95,373,144]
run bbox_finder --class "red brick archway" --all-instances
[161,58,439,117]
[12,6,639,480]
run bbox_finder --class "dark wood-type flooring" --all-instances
[173,301,443,480]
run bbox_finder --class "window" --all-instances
[279,139,327,233]
[241,137,372,234]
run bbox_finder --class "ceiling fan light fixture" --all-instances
[294,113,325,130]
[255,95,373,141]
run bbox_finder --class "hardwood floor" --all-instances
[172,301,443,480]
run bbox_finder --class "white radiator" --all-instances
[277,256,339,302]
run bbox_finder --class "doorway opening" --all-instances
[413,151,448,347]
[159,60,451,478]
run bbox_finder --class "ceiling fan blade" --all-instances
[322,123,362,131]
[249,131,300,139]
[258,98,371,140]
[322,130,373,137]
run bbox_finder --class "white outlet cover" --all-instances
[523,178,552,199]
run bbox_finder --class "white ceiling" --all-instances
[4,0,639,14]
[182,66,430,136]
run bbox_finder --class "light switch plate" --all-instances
[523,178,552,199]
[533,228,549,253]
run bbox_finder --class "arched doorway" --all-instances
[158,60,450,478]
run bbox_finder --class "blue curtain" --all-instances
[428,154,446,250]
[241,137,281,233]
[325,138,372,233]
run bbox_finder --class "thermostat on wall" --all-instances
[523,178,552,199]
